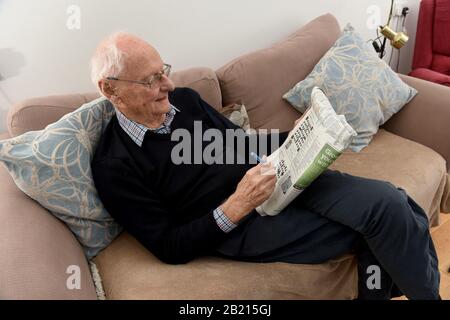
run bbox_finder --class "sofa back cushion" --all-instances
[7,67,222,137]
[216,14,341,132]
[170,67,223,110]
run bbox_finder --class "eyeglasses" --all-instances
[106,63,171,89]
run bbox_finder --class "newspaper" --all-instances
[256,86,357,216]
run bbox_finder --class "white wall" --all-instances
[398,0,420,74]
[0,0,420,133]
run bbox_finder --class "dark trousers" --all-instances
[214,169,440,300]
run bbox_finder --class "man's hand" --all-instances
[221,160,276,224]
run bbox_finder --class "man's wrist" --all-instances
[221,195,250,224]
[213,206,238,233]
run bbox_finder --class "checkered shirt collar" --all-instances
[115,104,180,147]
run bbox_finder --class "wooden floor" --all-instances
[393,213,450,300]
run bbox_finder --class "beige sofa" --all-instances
[1,14,449,300]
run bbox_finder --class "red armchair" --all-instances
[409,0,450,87]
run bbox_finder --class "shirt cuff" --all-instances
[213,206,238,233]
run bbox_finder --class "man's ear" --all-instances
[99,80,117,100]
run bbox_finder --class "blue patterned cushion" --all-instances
[0,97,122,259]
[283,24,418,152]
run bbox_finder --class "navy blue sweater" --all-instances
[92,88,288,264]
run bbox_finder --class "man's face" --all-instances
[106,42,175,126]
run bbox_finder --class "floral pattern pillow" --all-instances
[0,97,122,259]
[283,24,417,152]
[220,103,251,131]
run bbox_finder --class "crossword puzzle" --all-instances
[292,117,314,152]
[280,175,292,195]
[276,159,288,179]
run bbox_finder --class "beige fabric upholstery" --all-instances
[170,67,222,110]
[0,164,97,299]
[329,129,447,227]
[93,233,357,300]
[7,93,100,137]
[216,14,341,132]
[6,93,99,137]
[383,75,450,214]
[385,74,450,173]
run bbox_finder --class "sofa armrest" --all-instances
[382,74,450,171]
[0,164,97,299]
[6,93,100,137]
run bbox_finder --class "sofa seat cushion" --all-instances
[329,129,447,227]
[94,233,357,300]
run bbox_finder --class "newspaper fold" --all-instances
[256,86,357,216]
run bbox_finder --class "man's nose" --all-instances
[160,74,175,92]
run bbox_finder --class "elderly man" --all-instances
[91,32,440,300]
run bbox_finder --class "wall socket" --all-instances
[393,0,408,16]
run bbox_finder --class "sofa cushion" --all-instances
[93,232,357,300]
[329,129,447,227]
[0,97,122,259]
[283,25,418,152]
[216,14,341,132]
[170,67,222,110]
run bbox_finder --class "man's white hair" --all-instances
[90,31,130,93]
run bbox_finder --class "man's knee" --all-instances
[356,180,413,233]
[353,179,403,207]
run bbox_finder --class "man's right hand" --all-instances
[221,160,277,224]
